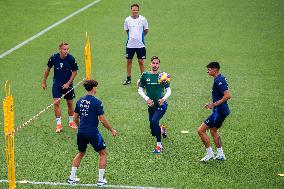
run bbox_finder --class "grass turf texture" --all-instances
[0,0,283,188]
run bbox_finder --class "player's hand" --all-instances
[41,81,47,90]
[110,128,117,137]
[147,99,154,107]
[158,99,165,106]
[62,83,70,89]
[205,103,214,109]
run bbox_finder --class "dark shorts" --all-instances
[77,132,106,152]
[204,110,229,128]
[52,83,75,100]
[126,47,146,59]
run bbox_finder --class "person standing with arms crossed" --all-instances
[41,42,78,133]
[138,56,171,153]
[123,3,149,85]
[198,62,231,162]
[67,80,116,186]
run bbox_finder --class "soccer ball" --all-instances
[158,72,171,84]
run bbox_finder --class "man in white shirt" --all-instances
[123,4,149,85]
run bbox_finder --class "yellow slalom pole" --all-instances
[85,32,92,80]
[3,81,16,189]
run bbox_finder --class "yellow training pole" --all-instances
[85,32,92,80]
[3,81,16,189]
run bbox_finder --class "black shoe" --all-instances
[123,80,131,85]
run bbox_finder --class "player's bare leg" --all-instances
[123,59,133,85]
[54,98,62,133]
[210,127,226,160]
[72,151,86,167]
[67,99,76,128]
[198,123,210,148]
[138,59,145,74]
[97,149,107,186]
[198,123,215,161]
[68,151,86,184]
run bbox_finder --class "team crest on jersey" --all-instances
[146,78,150,82]
[60,63,63,68]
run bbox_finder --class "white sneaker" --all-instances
[67,176,80,184]
[215,154,226,161]
[97,178,107,187]
[200,154,214,162]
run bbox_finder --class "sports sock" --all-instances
[69,116,74,123]
[206,147,214,156]
[70,167,77,180]
[157,142,162,148]
[127,76,131,81]
[56,117,62,125]
[98,169,105,181]
[217,147,224,156]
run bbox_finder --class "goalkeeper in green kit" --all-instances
[138,56,171,154]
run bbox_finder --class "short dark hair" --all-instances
[151,55,160,63]
[131,3,139,9]
[58,42,69,48]
[83,80,98,91]
[206,61,220,69]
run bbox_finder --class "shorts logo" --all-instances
[126,54,128,58]
[142,56,146,59]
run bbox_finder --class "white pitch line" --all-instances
[0,180,174,189]
[0,0,102,59]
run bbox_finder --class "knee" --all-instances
[210,130,218,137]
[78,151,86,158]
[197,127,205,136]
[138,60,144,65]
[100,149,107,157]
[54,101,60,108]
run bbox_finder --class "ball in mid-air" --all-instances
[158,72,171,84]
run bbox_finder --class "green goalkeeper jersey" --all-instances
[140,71,170,106]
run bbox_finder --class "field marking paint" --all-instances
[0,0,102,59]
[0,180,174,189]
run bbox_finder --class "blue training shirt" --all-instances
[47,53,78,85]
[212,74,230,116]
[74,95,104,134]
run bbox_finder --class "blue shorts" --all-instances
[77,132,106,152]
[126,47,146,59]
[204,110,229,128]
[52,83,75,100]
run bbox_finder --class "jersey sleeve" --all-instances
[74,101,80,113]
[47,55,54,68]
[124,18,129,30]
[139,73,146,88]
[143,17,149,30]
[96,100,104,116]
[218,78,229,93]
[71,57,79,71]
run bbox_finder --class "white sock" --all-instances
[70,167,77,180]
[206,147,214,156]
[98,169,105,181]
[56,117,61,125]
[69,116,74,123]
[157,142,162,148]
[217,147,224,156]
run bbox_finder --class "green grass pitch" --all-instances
[0,0,283,188]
